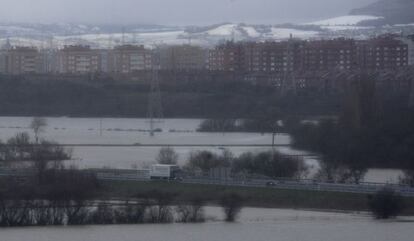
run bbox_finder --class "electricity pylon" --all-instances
[147,54,164,137]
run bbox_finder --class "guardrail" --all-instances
[182,177,414,197]
[0,144,293,147]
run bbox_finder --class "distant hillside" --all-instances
[350,0,414,25]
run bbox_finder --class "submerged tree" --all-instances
[176,197,206,223]
[220,193,244,222]
[146,190,176,223]
[156,147,179,165]
[185,150,232,173]
[368,188,405,219]
[115,200,148,224]
[4,132,32,162]
[90,203,116,225]
[0,132,72,183]
[30,117,48,144]
[31,140,72,184]
[400,170,414,187]
[232,151,307,179]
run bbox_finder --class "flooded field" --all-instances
[0,116,404,183]
[1,207,413,241]
[0,117,299,167]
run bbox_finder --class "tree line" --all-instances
[157,147,307,180]
[287,72,414,185]
[0,172,245,227]
[0,73,339,118]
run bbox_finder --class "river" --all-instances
[1,207,413,241]
[0,116,404,183]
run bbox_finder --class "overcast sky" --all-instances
[0,0,377,25]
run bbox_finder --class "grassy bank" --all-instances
[100,180,414,214]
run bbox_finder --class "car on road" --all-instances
[266,181,277,186]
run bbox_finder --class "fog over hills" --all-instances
[350,0,414,25]
[0,0,375,25]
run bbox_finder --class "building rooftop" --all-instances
[9,46,38,52]
[114,45,146,51]
[62,45,92,51]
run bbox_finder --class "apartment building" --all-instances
[399,35,414,65]
[57,45,100,74]
[0,46,43,75]
[356,36,408,70]
[209,37,408,74]
[158,44,207,70]
[1,36,408,76]
[242,40,304,73]
[208,42,244,72]
[302,39,357,72]
[109,45,152,73]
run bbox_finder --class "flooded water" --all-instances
[0,117,404,183]
[1,208,413,241]
[1,117,411,239]
[0,117,298,168]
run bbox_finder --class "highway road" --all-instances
[93,170,414,197]
[2,168,414,197]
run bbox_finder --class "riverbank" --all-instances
[100,180,414,215]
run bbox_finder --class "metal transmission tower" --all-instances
[147,53,164,137]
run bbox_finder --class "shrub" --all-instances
[220,193,244,222]
[368,188,405,219]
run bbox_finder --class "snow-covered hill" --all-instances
[205,24,239,36]
[304,15,382,31]
[1,0,414,49]
[306,15,383,27]
[1,16,414,49]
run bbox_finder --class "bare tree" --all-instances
[5,132,32,162]
[146,191,175,223]
[185,150,231,172]
[115,200,148,224]
[32,140,72,184]
[90,203,116,225]
[176,197,205,223]
[30,117,47,144]
[368,188,405,219]
[400,170,414,187]
[220,193,244,222]
[156,147,179,165]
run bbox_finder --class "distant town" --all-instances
[0,34,413,76]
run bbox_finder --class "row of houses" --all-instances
[208,36,412,73]
[0,35,413,75]
[0,44,207,75]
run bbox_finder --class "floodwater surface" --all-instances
[1,208,412,241]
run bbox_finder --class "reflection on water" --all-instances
[1,208,413,241]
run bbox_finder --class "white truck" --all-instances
[150,164,180,180]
